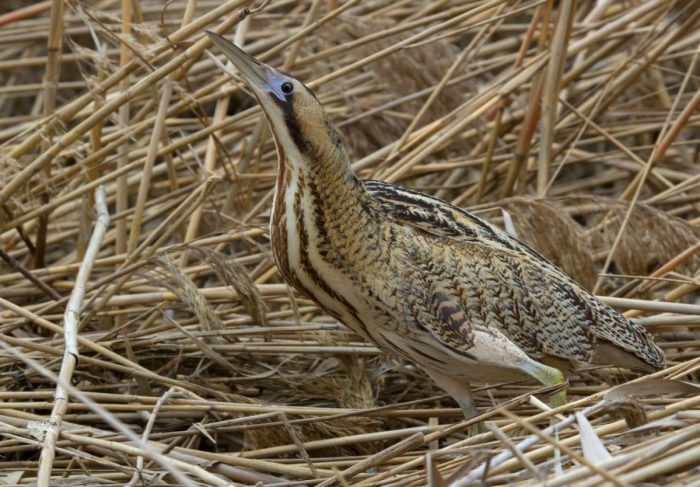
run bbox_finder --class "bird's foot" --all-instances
[547,380,568,428]
[468,420,488,437]
[527,362,567,412]
[456,398,487,437]
[549,387,567,410]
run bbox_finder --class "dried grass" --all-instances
[1,0,700,485]
[312,16,470,160]
[494,196,700,291]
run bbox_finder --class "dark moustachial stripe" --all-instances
[326,121,343,149]
[272,92,313,155]
[270,146,295,286]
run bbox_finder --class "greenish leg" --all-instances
[424,368,487,436]
[457,398,488,436]
[519,359,567,410]
[550,387,567,410]
[543,366,566,410]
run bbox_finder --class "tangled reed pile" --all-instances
[1,0,700,485]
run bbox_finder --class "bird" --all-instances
[205,31,666,433]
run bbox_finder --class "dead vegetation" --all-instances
[1,0,700,485]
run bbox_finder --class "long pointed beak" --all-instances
[205,30,285,100]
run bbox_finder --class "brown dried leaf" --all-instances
[604,379,700,401]
[599,396,649,429]
[599,379,700,429]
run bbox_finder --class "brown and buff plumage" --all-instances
[206,32,666,429]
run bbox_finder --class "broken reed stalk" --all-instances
[0,343,215,487]
[115,0,132,257]
[128,80,173,252]
[593,17,700,294]
[34,0,64,269]
[37,186,109,486]
[123,387,179,487]
[0,0,251,207]
[537,0,573,197]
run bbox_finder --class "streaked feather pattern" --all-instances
[271,168,665,382]
[205,31,665,412]
[363,180,665,371]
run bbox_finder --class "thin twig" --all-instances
[37,186,110,487]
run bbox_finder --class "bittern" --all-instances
[206,32,666,431]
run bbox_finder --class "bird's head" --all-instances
[206,31,345,168]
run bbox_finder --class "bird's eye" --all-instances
[281,82,294,94]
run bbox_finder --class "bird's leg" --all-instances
[540,365,567,410]
[424,368,486,436]
[455,388,488,436]
[519,358,567,420]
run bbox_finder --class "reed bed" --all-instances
[1,0,699,485]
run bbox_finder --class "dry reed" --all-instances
[1,0,700,485]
